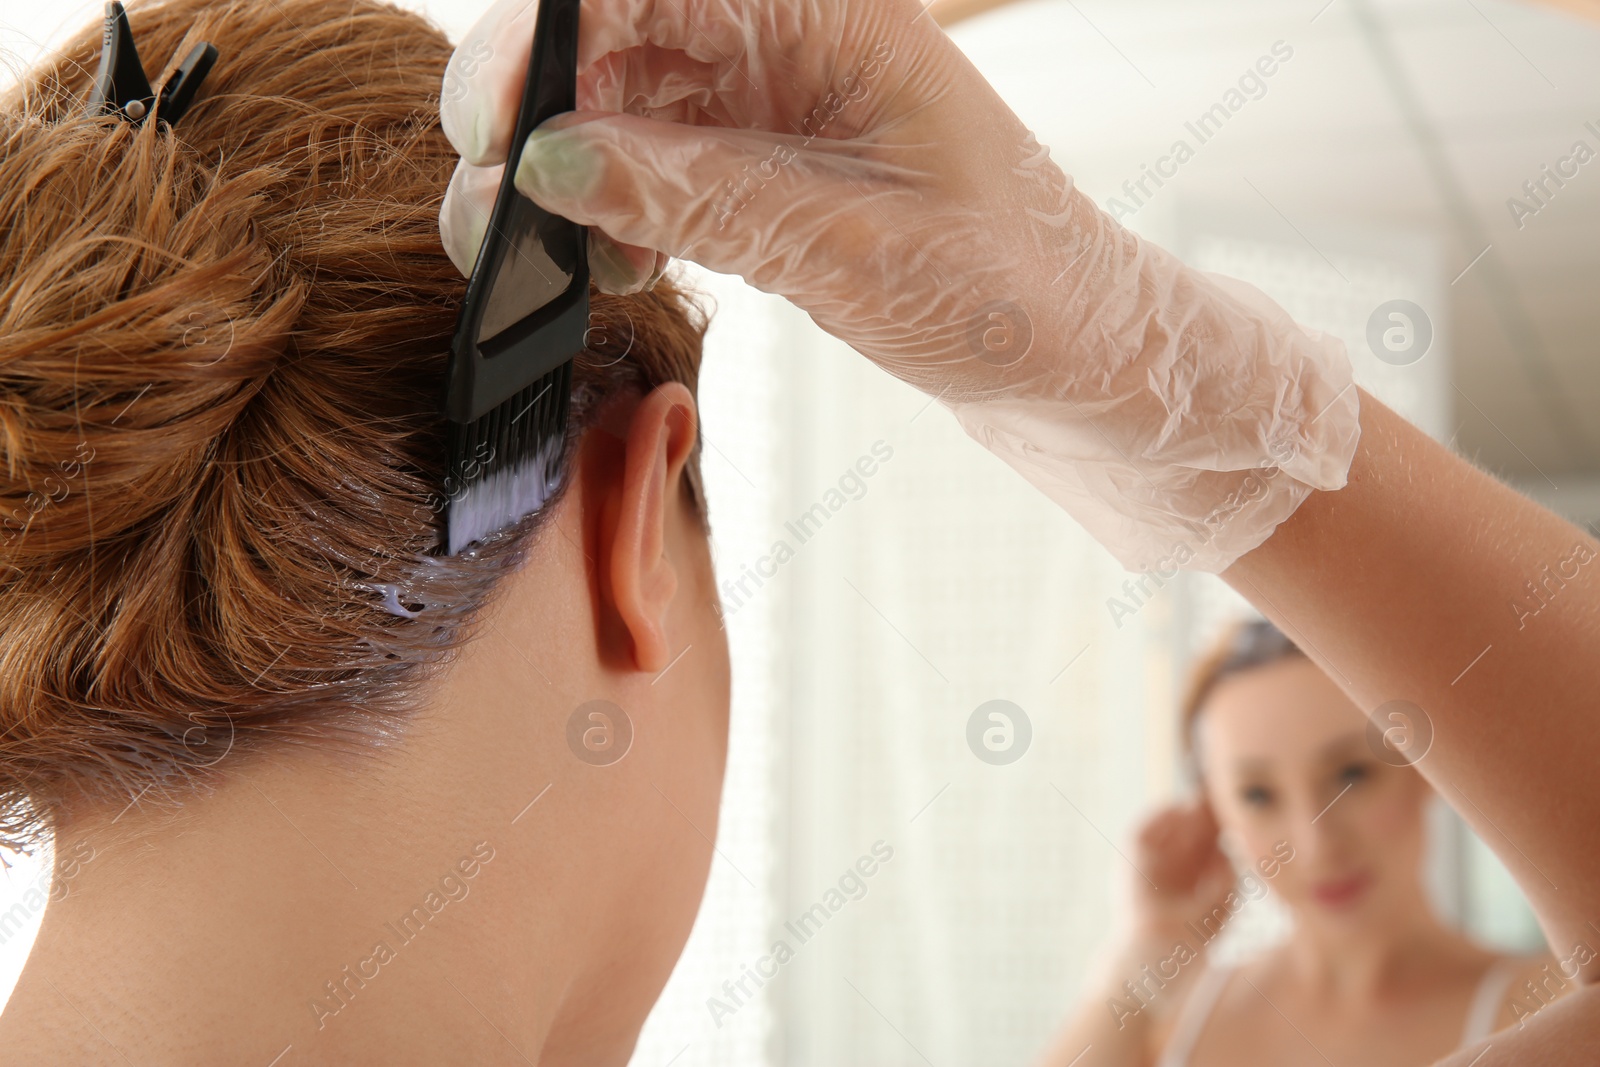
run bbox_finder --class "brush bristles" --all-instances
[445,437,563,555]
[444,362,572,556]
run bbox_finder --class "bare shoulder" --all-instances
[1438,980,1600,1067]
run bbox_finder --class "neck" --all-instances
[0,440,728,1066]
[0,563,670,1067]
[1282,880,1470,998]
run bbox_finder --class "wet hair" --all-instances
[1178,618,1306,772]
[0,0,708,851]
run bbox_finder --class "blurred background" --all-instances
[4,0,1598,1064]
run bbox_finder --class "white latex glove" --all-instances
[438,0,1360,573]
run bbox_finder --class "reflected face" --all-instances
[1197,658,1430,925]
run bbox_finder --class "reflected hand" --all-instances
[1126,800,1237,945]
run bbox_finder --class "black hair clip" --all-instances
[86,1,218,127]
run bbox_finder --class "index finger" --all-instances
[440,0,538,165]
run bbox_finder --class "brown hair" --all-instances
[0,0,708,850]
[1178,618,1305,770]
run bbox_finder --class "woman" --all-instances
[1039,620,1564,1067]
[0,2,728,1061]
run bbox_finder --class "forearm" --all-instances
[1225,390,1600,973]
[1531,0,1600,24]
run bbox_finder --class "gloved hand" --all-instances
[438,0,1361,573]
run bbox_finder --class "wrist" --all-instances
[1086,928,1211,1029]
[1099,925,1207,978]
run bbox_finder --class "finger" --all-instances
[575,0,774,70]
[1139,806,1182,840]
[589,231,664,294]
[440,0,755,166]
[443,0,925,165]
[572,0,927,90]
[441,0,540,165]
[511,110,860,287]
[645,249,670,290]
[439,157,502,277]
[441,157,667,293]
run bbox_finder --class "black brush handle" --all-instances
[511,0,581,142]
[444,0,589,425]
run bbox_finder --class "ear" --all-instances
[601,382,699,673]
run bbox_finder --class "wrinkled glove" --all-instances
[438,0,1360,573]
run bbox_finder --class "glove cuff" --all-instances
[945,236,1362,575]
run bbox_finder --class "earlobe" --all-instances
[606,382,698,673]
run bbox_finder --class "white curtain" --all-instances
[633,219,1540,1067]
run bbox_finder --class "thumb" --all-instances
[510,111,847,287]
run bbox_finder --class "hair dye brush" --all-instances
[440,0,588,555]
